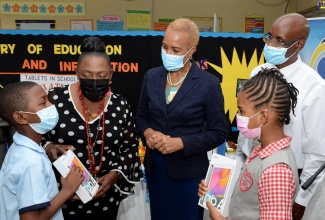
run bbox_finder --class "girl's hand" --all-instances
[206,201,226,220]
[198,179,208,198]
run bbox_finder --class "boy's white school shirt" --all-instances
[0,132,63,220]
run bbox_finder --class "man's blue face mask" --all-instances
[263,41,298,65]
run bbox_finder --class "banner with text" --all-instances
[0,30,265,140]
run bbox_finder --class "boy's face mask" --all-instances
[21,105,59,134]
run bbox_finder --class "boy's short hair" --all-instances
[0,81,38,127]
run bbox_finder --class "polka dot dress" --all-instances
[45,85,140,219]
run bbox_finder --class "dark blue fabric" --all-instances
[136,61,226,179]
[19,202,50,215]
[147,153,204,220]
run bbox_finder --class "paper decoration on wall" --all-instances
[97,15,123,31]
[97,20,124,31]
[245,15,264,33]
[16,20,55,30]
[70,20,93,30]
[99,15,121,22]
[126,10,150,31]
[0,2,85,16]
[154,18,174,31]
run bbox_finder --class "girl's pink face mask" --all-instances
[236,109,267,140]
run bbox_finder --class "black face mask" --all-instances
[79,79,109,102]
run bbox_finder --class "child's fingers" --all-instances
[198,186,207,196]
[198,190,205,198]
[198,180,208,192]
[69,166,84,184]
[198,179,208,197]
[206,201,226,220]
[206,200,214,210]
[70,164,81,171]
[69,165,83,178]
[198,185,206,191]
[200,179,207,186]
[198,183,207,190]
[69,164,79,172]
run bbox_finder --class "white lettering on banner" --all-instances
[56,76,78,82]
[23,74,48,81]
[20,73,78,92]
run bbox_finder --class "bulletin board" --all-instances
[244,16,264,33]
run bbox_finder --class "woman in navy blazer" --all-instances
[135,18,226,220]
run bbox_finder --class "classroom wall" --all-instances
[296,0,318,11]
[0,0,319,32]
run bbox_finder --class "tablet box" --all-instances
[198,153,243,217]
[53,150,100,204]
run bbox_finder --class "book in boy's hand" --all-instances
[198,153,243,217]
[53,149,100,204]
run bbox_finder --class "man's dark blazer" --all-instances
[135,61,226,180]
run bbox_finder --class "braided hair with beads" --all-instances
[241,67,299,125]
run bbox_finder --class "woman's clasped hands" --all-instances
[144,129,183,154]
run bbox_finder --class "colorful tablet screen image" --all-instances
[205,167,232,208]
[70,156,96,193]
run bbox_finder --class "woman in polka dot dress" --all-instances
[43,37,140,219]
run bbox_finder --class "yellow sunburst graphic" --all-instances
[208,47,265,122]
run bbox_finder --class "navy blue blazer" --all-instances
[135,61,226,180]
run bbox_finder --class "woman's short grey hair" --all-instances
[168,18,200,48]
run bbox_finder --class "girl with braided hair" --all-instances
[199,67,300,220]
